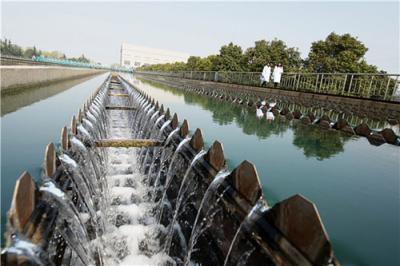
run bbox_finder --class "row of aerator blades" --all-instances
[138,74,399,146]
[3,73,338,266]
[137,71,400,102]
[139,73,400,122]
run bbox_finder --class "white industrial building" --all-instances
[120,43,190,68]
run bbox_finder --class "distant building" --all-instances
[120,43,190,68]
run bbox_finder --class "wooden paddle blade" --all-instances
[265,194,336,265]
[60,126,68,152]
[227,160,263,205]
[171,113,179,129]
[204,141,225,171]
[71,116,77,135]
[44,143,56,177]
[8,171,36,233]
[180,119,189,137]
[190,128,204,152]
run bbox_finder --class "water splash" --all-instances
[40,180,93,265]
[185,170,230,265]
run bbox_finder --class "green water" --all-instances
[0,73,108,245]
[130,76,400,266]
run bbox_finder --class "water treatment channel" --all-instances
[1,73,399,265]
[1,73,109,243]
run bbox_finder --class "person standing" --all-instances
[273,63,284,88]
[260,64,271,87]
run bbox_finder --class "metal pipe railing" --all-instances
[0,55,133,73]
[137,70,400,102]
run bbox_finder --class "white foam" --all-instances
[108,174,135,186]
[120,252,173,266]
[111,187,137,204]
[108,164,134,175]
[97,103,172,265]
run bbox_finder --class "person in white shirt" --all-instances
[260,64,271,87]
[273,63,284,88]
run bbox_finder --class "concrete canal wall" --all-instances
[0,66,106,93]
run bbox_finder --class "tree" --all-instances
[185,56,215,71]
[170,62,187,71]
[306,32,377,73]
[137,33,381,74]
[186,56,201,70]
[206,55,220,71]
[78,54,90,63]
[196,57,213,71]
[42,50,65,59]
[68,54,91,63]
[244,39,302,72]
[23,46,39,58]
[216,42,245,71]
[0,38,23,57]
[243,40,270,72]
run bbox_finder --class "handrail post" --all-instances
[314,74,319,92]
[392,76,400,101]
[341,74,348,95]
[347,74,354,96]
[367,76,374,98]
[319,74,324,93]
[383,76,393,100]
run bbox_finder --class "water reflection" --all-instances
[292,123,353,160]
[133,76,400,266]
[139,78,353,160]
[1,76,95,116]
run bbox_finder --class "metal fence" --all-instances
[0,55,58,66]
[137,70,400,102]
[0,55,133,73]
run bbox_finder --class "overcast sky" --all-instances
[2,1,399,72]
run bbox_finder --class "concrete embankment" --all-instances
[0,66,106,92]
[137,73,400,122]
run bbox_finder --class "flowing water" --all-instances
[1,73,109,245]
[185,169,230,264]
[3,79,175,264]
[123,75,400,266]
[163,150,207,255]
[97,87,172,265]
[2,73,399,265]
